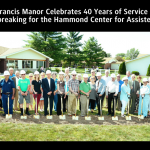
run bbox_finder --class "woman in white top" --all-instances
[138,78,150,118]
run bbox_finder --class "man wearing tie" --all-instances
[42,70,55,116]
[128,74,140,114]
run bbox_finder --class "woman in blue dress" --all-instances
[120,76,130,117]
[138,78,150,118]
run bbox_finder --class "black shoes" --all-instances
[2,113,6,116]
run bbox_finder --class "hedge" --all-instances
[132,71,139,75]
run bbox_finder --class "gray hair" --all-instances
[77,74,82,77]
[65,68,69,72]
[52,72,57,76]
[15,71,20,75]
[9,68,14,71]
[131,74,135,78]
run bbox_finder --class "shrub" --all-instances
[26,69,33,74]
[98,67,103,69]
[54,65,58,67]
[77,66,82,68]
[118,62,126,75]
[55,68,60,73]
[132,71,139,75]
[146,64,150,76]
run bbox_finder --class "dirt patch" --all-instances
[0,113,150,125]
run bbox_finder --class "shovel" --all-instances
[125,95,131,120]
[112,95,118,120]
[72,93,79,120]
[6,92,12,119]
[33,93,40,119]
[97,93,104,120]
[138,95,144,119]
[59,94,66,120]
[46,94,52,119]
[85,95,91,120]
[20,93,27,119]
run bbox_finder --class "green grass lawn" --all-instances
[0,123,150,141]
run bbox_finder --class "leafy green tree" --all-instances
[64,32,83,66]
[118,61,126,75]
[116,53,126,58]
[23,32,67,64]
[82,37,105,67]
[146,64,150,76]
[126,48,139,60]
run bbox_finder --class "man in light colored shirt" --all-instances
[106,73,119,116]
[102,70,111,108]
[126,71,131,81]
[96,72,106,116]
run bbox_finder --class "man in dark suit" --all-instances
[11,71,21,111]
[42,70,55,116]
[128,74,140,114]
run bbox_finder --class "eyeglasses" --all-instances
[22,74,25,75]
[73,75,76,76]
[29,76,33,77]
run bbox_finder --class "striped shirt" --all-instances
[68,78,79,93]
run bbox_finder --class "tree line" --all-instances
[23,32,140,68]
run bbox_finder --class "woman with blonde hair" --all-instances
[57,71,66,116]
[32,71,42,115]
[89,76,96,113]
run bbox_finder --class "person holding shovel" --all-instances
[18,70,31,116]
[79,74,91,117]
[0,71,15,116]
[32,71,42,115]
[120,77,130,117]
[56,71,66,116]
[138,78,150,118]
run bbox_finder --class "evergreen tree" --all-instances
[118,61,126,75]
[64,32,83,66]
[146,64,150,76]
[23,32,67,64]
[82,37,105,67]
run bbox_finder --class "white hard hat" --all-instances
[71,71,77,75]
[20,70,26,74]
[34,71,39,75]
[117,74,120,76]
[96,72,102,76]
[59,71,65,75]
[143,78,148,82]
[122,76,128,81]
[111,73,116,78]
[4,71,10,76]
[46,70,51,74]
[83,74,88,78]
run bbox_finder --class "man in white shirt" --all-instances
[102,70,111,108]
[106,73,119,116]
[11,71,21,111]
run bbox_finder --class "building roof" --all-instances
[126,54,150,63]
[0,46,54,62]
[136,54,148,58]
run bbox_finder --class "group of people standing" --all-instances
[0,68,150,119]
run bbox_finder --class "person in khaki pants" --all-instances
[67,71,80,116]
[80,74,91,117]
[11,71,21,111]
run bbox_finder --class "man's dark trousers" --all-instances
[108,92,116,115]
[97,92,105,115]
[44,95,54,116]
